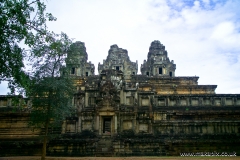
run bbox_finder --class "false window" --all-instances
[123,121,132,130]
[158,98,165,106]
[159,68,162,74]
[141,98,149,106]
[71,68,75,74]
[1,100,7,106]
[126,96,133,105]
[89,97,96,105]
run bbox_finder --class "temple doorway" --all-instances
[103,117,111,134]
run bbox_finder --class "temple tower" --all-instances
[141,40,176,77]
[65,41,95,77]
[98,45,138,79]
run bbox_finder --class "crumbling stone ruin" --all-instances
[1,40,240,156]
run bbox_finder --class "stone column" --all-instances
[115,115,117,133]
[149,122,152,134]
[96,115,99,131]
[99,116,102,135]
[62,120,66,134]
[78,117,82,132]
[136,120,139,133]
[120,119,123,132]
[85,92,88,107]
[166,97,169,106]
[72,97,74,106]
[75,120,77,133]
[120,90,124,104]
[222,97,225,106]
[234,97,237,105]
[132,119,135,131]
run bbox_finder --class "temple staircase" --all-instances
[96,135,113,157]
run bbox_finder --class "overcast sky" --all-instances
[1,0,240,94]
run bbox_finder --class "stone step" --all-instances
[98,142,112,145]
[95,136,113,157]
[95,151,113,157]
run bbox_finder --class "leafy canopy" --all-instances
[28,32,74,128]
[0,0,56,93]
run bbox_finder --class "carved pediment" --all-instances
[96,79,120,111]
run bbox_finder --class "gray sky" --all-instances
[1,0,240,94]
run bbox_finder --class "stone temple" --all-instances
[0,40,240,156]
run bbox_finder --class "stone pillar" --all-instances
[120,90,124,104]
[115,115,117,133]
[77,68,80,76]
[149,122,152,134]
[234,97,237,105]
[136,120,139,133]
[120,119,123,132]
[222,97,225,106]
[72,97,74,106]
[85,92,88,107]
[96,115,99,131]
[62,120,66,134]
[99,116,102,135]
[132,119,135,131]
[78,116,82,132]
[166,97,169,106]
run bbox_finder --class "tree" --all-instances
[0,0,56,93]
[28,32,74,160]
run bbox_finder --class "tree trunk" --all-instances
[41,119,49,160]
[42,90,52,160]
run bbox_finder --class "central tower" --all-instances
[98,44,138,79]
[141,40,176,77]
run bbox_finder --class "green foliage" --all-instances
[29,77,74,127]
[1,1,74,159]
[11,96,26,112]
[28,32,74,160]
[0,0,56,93]
[28,32,74,128]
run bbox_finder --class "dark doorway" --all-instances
[71,67,75,74]
[169,71,172,77]
[86,72,88,76]
[116,66,120,71]
[159,67,162,74]
[103,117,111,133]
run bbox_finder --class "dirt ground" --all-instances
[0,157,239,160]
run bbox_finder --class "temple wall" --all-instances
[0,112,42,156]
[1,94,240,156]
[1,40,240,157]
